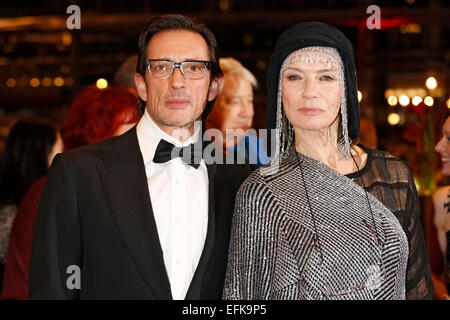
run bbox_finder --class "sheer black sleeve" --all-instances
[349,145,435,299]
[403,167,435,299]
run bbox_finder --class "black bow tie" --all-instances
[153,139,204,169]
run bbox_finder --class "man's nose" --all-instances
[169,67,186,88]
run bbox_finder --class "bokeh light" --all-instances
[399,95,410,107]
[96,78,108,89]
[387,96,398,106]
[387,113,400,126]
[425,76,437,90]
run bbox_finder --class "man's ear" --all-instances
[134,73,147,102]
[207,76,223,102]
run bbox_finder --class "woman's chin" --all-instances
[293,124,333,132]
[441,166,450,177]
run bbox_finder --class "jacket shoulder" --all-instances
[62,135,119,163]
[59,127,140,171]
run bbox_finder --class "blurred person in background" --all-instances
[206,57,271,169]
[432,115,450,300]
[113,55,139,96]
[1,85,139,299]
[0,118,62,293]
[60,85,139,150]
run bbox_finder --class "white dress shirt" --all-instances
[136,110,209,300]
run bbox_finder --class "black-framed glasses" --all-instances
[145,59,211,80]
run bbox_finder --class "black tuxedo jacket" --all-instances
[29,127,250,299]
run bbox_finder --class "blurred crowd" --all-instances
[0,59,140,298]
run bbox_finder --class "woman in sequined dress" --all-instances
[432,115,450,300]
[223,22,434,300]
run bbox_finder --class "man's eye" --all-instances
[155,64,167,71]
[185,64,203,72]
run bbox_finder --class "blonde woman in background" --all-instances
[206,57,271,169]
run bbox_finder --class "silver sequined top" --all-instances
[223,146,434,300]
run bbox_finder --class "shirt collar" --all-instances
[136,109,201,165]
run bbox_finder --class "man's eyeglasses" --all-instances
[145,59,211,80]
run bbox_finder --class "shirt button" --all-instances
[176,217,180,223]
[175,179,180,184]
[176,259,181,265]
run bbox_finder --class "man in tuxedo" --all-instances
[29,14,250,299]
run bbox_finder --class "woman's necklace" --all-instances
[294,148,382,262]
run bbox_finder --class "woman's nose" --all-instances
[435,138,445,153]
[241,103,254,119]
[302,78,319,98]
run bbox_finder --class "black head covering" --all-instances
[265,22,360,146]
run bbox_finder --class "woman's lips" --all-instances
[298,107,324,115]
[165,98,190,108]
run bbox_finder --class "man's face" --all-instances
[135,30,220,136]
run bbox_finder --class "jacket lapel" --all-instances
[97,127,172,299]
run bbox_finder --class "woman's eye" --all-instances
[286,74,302,81]
[320,75,334,81]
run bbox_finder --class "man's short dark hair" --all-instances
[136,14,223,117]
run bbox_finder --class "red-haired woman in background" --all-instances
[1,85,140,300]
[61,85,139,150]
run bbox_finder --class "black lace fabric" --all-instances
[347,144,435,300]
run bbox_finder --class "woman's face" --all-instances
[210,75,254,146]
[114,122,136,136]
[113,110,138,136]
[281,56,341,133]
[435,117,450,176]
[48,132,64,167]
